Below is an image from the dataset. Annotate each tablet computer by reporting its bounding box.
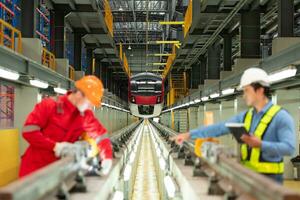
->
[225,123,249,143]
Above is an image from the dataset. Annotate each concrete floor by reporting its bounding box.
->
[132,125,160,200]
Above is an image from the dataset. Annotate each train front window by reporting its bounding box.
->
[131,80,162,96]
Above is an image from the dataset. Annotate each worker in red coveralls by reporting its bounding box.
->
[19,75,113,177]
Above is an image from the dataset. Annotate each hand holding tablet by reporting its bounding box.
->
[225,123,249,143]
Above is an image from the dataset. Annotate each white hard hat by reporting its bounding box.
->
[238,68,270,90]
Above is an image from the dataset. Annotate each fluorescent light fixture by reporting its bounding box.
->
[194,98,201,103]
[222,88,235,95]
[201,96,209,101]
[123,164,132,181]
[159,157,166,170]
[210,93,220,99]
[189,101,195,105]
[54,87,67,94]
[0,67,20,80]
[128,45,131,50]
[118,7,123,11]
[112,191,124,200]
[164,175,176,198]
[268,67,297,83]
[30,79,49,89]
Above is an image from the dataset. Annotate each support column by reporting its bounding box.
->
[190,63,200,89]
[199,56,206,85]
[73,31,83,71]
[21,0,37,37]
[223,33,232,71]
[101,62,109,89]
[51,9,65,58]
[207,43,220,79]
[278,0,294,37]
[240,10,261,58]
[107,69,113,92]
[85,48,93,75]
[95,58,101,78]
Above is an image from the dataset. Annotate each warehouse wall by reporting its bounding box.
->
[275,89,300,179]
[14,86,39,155]
[95,107,136,134]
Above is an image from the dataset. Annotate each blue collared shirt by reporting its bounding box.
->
[190,101,296,162]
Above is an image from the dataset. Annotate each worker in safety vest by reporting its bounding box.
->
[19,76,113,177]
[173,68,296,184]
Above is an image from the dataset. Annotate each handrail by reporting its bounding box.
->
[183,0,192,37]
[123,52,131,77]
[162,44,177,78]
[69,65,75,80]
[104,0,113,37]
[119,43,123,61]
[0,19,22,53]
[42,48,56,71]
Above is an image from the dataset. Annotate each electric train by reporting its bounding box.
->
[128,72,164,118]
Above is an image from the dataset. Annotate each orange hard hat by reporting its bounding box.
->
[75,75,104,107]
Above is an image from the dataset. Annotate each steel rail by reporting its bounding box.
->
[151,121,300,200]
[0,121,141,200]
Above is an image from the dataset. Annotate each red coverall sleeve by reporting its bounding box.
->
[84,110,113,160]
[22,98,56,151]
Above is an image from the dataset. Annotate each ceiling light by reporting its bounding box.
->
[54,87,67,94]
[210,93,220,99]
[201,96,209,101]
[268,66,297,83]
[30,79,49,89]
[221,88,235,96]
[128,45,132,50]
[0,67,20,80]
[194,99,201,103]
[118,7,123,11]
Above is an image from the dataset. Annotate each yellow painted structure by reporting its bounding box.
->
[0,129,20,186]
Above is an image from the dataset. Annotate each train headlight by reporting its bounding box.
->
[157,96,161,103]
[131,96,135,103]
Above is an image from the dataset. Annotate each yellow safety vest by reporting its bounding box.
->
[241,105,284,174]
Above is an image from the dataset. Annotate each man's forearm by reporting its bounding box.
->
[189,122,230,139]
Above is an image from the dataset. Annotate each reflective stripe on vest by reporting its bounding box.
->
[22,125,41,133]
[241,105,283,174]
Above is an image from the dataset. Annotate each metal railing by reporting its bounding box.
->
[104,0,113,37]
[42,47,56,71]
[122,52,131,77]
[162,44,177,78]
[183,0,192,38]
[0,19,22,53]
[69,65,75,80]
